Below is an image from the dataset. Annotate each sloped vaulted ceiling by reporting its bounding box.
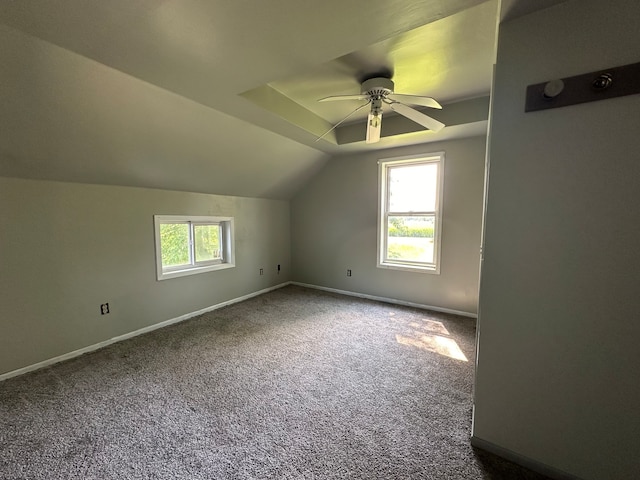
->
[0,0,561,199]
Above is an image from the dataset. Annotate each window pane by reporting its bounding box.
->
[194,224,221,262]
[387,216,435,263]
[388,163,438,212]
[160,223,190,267]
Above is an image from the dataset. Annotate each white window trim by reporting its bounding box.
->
[154,215,235,281]
[377,152,444,274]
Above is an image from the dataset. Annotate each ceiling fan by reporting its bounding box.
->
[317,76,445,144]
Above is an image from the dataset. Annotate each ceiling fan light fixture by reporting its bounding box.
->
[366,98,383,144]
[366,111,382,143]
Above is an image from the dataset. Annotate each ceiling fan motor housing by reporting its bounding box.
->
[361,77,394,98]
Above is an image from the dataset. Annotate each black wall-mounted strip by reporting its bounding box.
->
[525,61,640,113]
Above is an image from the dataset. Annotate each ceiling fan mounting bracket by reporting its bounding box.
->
[359,67,394,85]
[361,77,394,98]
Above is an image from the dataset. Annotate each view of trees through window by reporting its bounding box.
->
[155,215,234,280]
[160,222,221,268]
[387,216,435,263]
[194,224,221,262]
[160,223,190,267]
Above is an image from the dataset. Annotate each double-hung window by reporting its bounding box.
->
[154,215,235,280]
[378,153,444,273]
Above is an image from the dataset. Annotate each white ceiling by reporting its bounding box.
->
[0,0,565,199]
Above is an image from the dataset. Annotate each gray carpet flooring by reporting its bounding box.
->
[0,285,550,479]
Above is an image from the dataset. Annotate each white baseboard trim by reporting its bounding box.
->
[470,436,583,480]
[0,282,290,382]
[291,282,477,318]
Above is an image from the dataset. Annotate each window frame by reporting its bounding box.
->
[154,215,235,281]
[377,153,444,274]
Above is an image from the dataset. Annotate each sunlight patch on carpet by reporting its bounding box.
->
[396,332,468,361]
[411,319,450,336]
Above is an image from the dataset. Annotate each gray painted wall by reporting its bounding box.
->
[474,1,640,478]
[291,136,486,315]
[0,177,290,376]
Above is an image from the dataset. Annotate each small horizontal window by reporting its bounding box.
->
[154,215,235,280]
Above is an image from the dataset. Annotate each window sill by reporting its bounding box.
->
[377,262,440,275]
[157,262,235,281]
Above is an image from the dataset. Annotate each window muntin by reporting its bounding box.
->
[154,215,234,280]
[378,154,444,273]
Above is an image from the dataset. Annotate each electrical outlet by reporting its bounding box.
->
[259,268,264,275]
[100,303,110,315]
[347,269,352,277]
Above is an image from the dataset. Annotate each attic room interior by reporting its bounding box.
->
[1,0,638,479]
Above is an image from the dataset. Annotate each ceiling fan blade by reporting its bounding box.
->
[389,102,445,132]
[387,94,442,109]
[318,94,369,102]
[315,101,371,142]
